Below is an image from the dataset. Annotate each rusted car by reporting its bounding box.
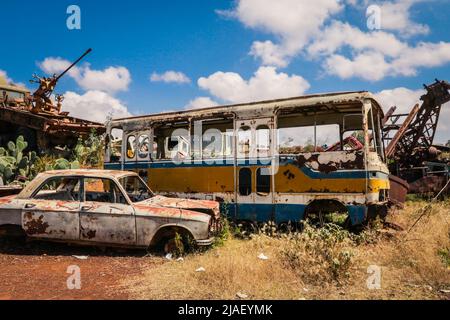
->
[0,170,220,253]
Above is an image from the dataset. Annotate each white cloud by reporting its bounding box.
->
[150,71,191,84]
[391,41,450,76]
[0,70,13,84]
[222,0,450,81]
[39,57,79,78]
[76,66,130,93]
[222,0,343,67]
[39,57,131,94]
[309,21,450,81]
[377,0,430,37]
[185,97,219,109]
[249,41,289,68]
[61,90,132,123]
[375,87,425,113]
[0,69,27,88]
[324,52,391,81]
[198,66,310,104]
[375,86,450,144]
[307,21,408,58]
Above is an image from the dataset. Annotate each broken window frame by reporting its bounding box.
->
[31,176,82,202]
[84,177,128,205]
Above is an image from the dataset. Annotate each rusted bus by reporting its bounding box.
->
[105,91,390,225]
[0,170,219,250]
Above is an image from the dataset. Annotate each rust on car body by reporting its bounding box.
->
[0,169,219,249]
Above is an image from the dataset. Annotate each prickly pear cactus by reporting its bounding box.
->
[47,158,80,171]
[0,136,39,184]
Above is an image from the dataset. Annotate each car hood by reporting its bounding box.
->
[137,195,220,219]
[0,195,17,206]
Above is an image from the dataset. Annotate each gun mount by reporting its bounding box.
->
[0,49,104,154]
[30,48,92,115]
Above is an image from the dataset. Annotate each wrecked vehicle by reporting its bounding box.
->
[105,91,390,226]
[0,170,220,252]
[383,79,450,198]
[0,49,105,153]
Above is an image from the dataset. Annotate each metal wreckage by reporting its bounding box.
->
[0,48,104,154]
[383,79,450,204]
[0,49,105,196]
[0,50,449,248]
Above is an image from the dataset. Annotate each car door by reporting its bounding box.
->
[21,176,81,240]
[79,177,136,245]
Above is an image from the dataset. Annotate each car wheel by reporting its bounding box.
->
[163,235,185,256]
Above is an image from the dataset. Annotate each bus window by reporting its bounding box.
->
[239,168,252,196]
[223,131,233,157]
[238,126,251,157]
[278,125,340,153]
[126,135,136,159]
[138,134,150,159]
[256,168,270,195]
[342,131,365,151]
[256,125,270,157]
[110,128,123,162]
[203,129,222,159]
[166,136,189,160]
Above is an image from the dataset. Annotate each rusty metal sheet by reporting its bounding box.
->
[79,202,136,245]
[22,200,80,239]
[293,150,365,173]
[388,175,409,207]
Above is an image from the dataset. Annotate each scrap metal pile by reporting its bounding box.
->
[383,79,450,198]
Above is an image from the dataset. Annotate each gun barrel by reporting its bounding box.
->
[55,48,92,81]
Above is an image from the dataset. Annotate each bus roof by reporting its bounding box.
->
[112,91,384,124]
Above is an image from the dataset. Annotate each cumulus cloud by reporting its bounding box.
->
[61,90,132,123]
[0,69,27,88]
[0,70,13,84]
[309,21,450,81]
[39,57,131,94]
[150,71,191,84]
[221,0,343,67]
[376,0,430,37]
[185,97,219,109]
[198,66,310,104]
[375,87,425,113]
[222,0,450,81]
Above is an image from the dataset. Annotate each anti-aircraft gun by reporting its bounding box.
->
[0,48,104,154]
[30,48,92,115]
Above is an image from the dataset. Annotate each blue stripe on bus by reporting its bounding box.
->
[220,203,367,225]
[105,160,389,180]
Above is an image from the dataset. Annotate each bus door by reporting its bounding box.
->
[124,131,138,164]
[235,118,274,222]
[124,131,150,176]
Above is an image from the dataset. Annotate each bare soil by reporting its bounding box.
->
[0,240,160,300]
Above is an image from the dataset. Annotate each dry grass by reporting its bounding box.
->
[123,201,450,300]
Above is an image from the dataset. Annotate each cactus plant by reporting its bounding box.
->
[45,158,80,171]
[0,136,39,184]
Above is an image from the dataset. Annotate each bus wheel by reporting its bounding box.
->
[304,200,348,228]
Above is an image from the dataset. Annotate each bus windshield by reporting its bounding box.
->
[118,175,154,203]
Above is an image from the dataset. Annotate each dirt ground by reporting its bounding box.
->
[0,239,160,300]
[1,202,449,300]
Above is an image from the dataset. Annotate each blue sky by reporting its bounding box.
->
[1,0,449,142]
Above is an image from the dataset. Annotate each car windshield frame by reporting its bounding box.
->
[118,174,155,203]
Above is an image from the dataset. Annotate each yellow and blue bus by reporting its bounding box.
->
[104,91,390,226]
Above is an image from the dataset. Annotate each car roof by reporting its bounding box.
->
[16,169,138,199]
[41,169,136,179]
